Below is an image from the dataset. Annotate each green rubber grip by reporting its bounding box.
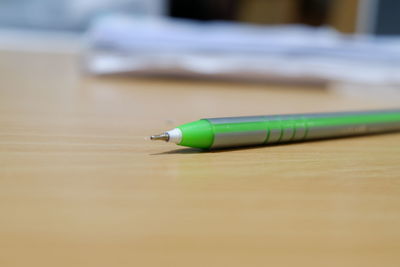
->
[177,109,400,149]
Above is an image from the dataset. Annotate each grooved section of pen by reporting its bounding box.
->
[264,115,308,144]
[264,116,282,144]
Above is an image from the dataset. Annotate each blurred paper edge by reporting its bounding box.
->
[85,14,400,86]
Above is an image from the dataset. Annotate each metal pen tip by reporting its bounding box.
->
[150,132,169,142]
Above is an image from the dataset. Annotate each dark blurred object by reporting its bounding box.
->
[297,0,331,26]
[238,0,359,33]
[168,0,360,33]
[328,0,359,33]
[169,0,238,21]
[237,0,298,24]
[169,0,326,25]
[375,0,400,35]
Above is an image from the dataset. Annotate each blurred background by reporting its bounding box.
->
[0,0,399,34]
[1,0,400,88]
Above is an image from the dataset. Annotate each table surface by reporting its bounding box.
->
[1,49,400,267]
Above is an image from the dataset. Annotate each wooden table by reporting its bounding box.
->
[1,49,400,267]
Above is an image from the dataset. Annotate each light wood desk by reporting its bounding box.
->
[1,50,400,267]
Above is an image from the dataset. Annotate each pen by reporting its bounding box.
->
[150,109,400,149]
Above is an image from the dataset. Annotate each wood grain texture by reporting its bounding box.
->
[1,50,400,267]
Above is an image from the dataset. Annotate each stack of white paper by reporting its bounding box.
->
[86,15,400,86]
